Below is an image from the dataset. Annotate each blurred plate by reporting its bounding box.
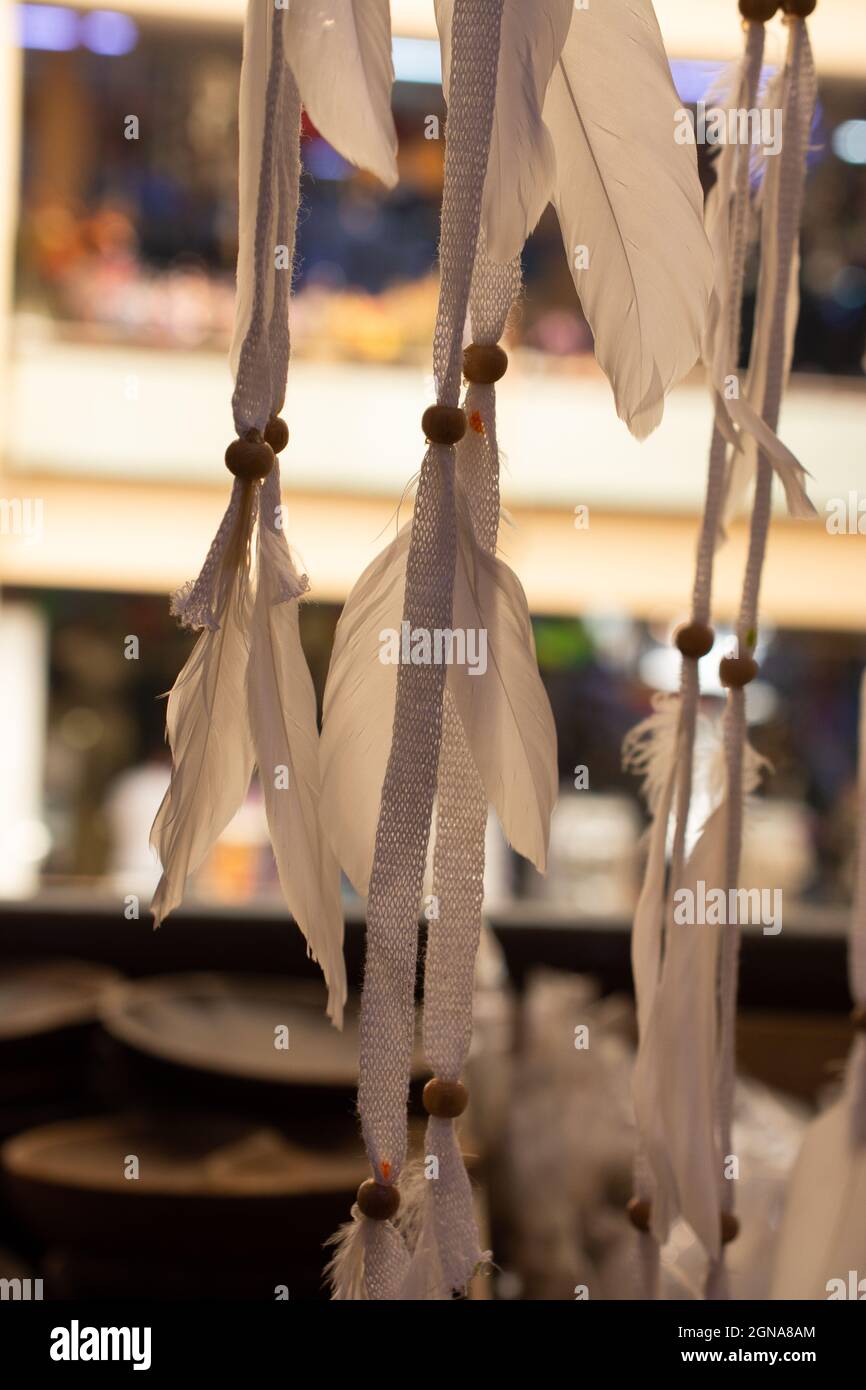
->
[0,960,121,1042]
[2,1112,367,1272]
[99,972,365,1087]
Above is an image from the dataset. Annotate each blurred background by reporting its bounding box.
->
[0,0,864,1301]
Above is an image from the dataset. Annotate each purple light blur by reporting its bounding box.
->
[80,10,138,57]
[18,5,138,56]
[18,4,77,51]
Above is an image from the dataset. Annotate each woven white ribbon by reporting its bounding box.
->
[354,0,505,1297]
[418,237,522,1295]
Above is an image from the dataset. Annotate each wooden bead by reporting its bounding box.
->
[782,0,816,16]
[356,1179,400,1222]
[264,415,289,453]
[721,1211,740,1245]
[626,1196,652,1233]
[675,622,715,660]
[225,431,274,481]
[851,1005,866,1033]
[423,1078,468,1119]
[739,0,778,20]
[719,654,759,689]
[463,343,508,385]
[422,405,466,446]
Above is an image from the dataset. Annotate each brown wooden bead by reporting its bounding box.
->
[225,431,274,481]
[422,405,466,446]
[356,1179,400,1222]
[626,1196,652,1233]
[782,0,816,16]
[719,654,759,689]
[264,415,289,453]
[675,622,715,660]
[721,1211,740,1245]
[739,0,778,21]
[423,1078,468,1119]
[463,343,508,385]
[851,1005,866,1033]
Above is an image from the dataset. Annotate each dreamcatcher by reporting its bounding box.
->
[150,0,822,1302]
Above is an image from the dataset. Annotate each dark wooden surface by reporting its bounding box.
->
[0,896,852,1014]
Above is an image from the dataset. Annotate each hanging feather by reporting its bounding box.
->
[623,695,682,1036]
[318,523,408,897]
[324,1203,411,1301]
[153,2,347,1029]
[434,0,573,263]
[633,802,725,1257]
[543,0,713,439]
[151,483,258,927]
[449,487,558,873]
[247,467,346,1025]
[627,697,769,1256]
[284,0,398,188]
[319,487,557,895]
[770,1081,866,1301]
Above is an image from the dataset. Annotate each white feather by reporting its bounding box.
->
[284,0,398,188]
[151,492,257,927]
[623,695,681,1032]
[449,488,558,874]
[435,0,573,263]
[324,1206,410,1300]
[633,802,725,1257]
[319,523,408,897]
[248,482,346,1027]
[771,1092,866,1299]
[544,0,712,439]
[320,488,558,895]
[324,1206,370,1300]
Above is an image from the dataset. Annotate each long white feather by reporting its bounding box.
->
[151,491,257,927]
[448,488,558,874]
[770,1093,866,1300]
[633,802,725,1257]
[248,478,346,1026]
[318,523,408,897]
[544,0,712,439]
[284,0,398,188]
[435,0,573,263]
[319,490,558,895]
[623,695,681,1032]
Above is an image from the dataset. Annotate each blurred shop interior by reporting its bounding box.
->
[0,0,864,1299]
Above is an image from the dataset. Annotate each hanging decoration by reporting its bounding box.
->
[323,0,716,1300]
[143,0,832,1303]
[623,0,818,1299]
[149,0,398,1028]
[323,0,542,1301]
